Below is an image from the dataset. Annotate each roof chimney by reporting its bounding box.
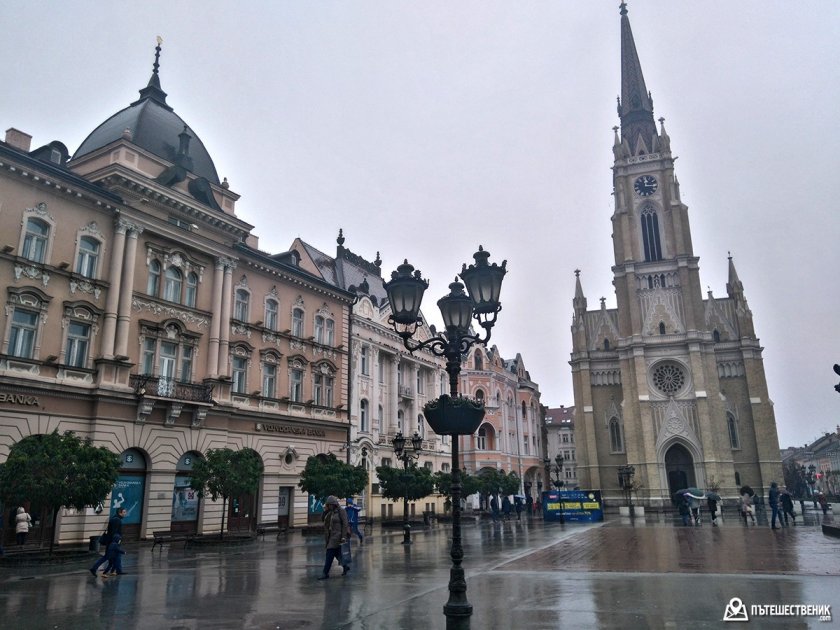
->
[5,128,32,152]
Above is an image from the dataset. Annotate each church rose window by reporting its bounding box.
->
[652,363,685,395]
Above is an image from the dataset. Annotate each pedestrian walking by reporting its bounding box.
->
[14,507,32,545]
[318,496,350,580]
[525,494,533,517]
[90,508,126,576]
[514,497,523,521]
[768,481,781,530]
[686,493,701,525]
[101,534,126,577]
[780,487,796,526]
[501,495,512,521]
[489,495,500,522]
[678,496,691,526]
[740,492,756,525]
[706,495,719,526]
[345,497,364,544]
[817,492,829,516]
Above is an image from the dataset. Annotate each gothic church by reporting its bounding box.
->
[570,4,782,507]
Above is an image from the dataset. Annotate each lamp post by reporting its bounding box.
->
[392,430,423,544]
[384,246,506,630]
[618,465,636,514]
[553,454,565,524]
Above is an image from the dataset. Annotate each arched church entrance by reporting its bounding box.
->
[665,443,696,500]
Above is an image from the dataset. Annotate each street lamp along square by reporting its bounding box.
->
[384,246,506,629]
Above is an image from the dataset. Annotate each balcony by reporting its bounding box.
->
[398,385,414,399]
[130,374,213,403]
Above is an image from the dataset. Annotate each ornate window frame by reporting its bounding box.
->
[3,286,51,363]
[59,301,102,370]
[73,223,105,279]
[19,203,56,265]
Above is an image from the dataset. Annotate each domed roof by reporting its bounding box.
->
[73,45,220,185]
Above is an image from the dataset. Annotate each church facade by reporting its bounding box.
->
[570,5,782,507]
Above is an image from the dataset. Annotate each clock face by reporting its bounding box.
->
[634,175,658,197]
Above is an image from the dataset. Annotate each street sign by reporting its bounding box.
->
[542,489,603,522]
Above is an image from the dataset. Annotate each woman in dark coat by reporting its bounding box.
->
[318,496,349,580]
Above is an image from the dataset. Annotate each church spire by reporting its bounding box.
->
[617,3,657,154]
[132,36,172,111]
[573,269,588,318]
[726,252,745,302]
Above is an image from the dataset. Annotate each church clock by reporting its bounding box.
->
[633,175,658,197]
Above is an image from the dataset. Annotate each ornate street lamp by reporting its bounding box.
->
[618,465,636,512]
[554,454,565,524]
[384,246,506,630]
[392,430,423,544]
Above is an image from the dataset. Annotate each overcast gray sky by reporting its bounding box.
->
[3,1,838,449]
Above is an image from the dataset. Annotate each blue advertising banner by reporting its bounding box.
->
[542,489,603,522]
[109,475,145,525]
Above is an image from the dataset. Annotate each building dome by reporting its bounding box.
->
[72,45,220,185]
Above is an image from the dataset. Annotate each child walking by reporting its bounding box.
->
[101,533,126,577]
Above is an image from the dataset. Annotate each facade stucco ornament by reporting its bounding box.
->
[131,297,209,328]
[25,201,55,222]
[14,264,50,288]
[231,323,251,338]
[69,278,102,300]
[261,331,282,347]
[80,221,102,237]
[290,339,304,351]
[236,275,249,289]
[294,295,305,308]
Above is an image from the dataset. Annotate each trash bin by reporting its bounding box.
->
[89,535,101,552]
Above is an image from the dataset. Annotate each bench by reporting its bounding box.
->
[151,530,195,552]
[255,522,286,540]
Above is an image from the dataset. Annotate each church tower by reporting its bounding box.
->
[570,3,782,506]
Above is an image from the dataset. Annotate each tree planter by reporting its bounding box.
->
[423,395,485,436]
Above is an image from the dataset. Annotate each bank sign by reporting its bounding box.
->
[542,490,603,522]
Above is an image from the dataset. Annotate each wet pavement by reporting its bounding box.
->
[1,510,838,629]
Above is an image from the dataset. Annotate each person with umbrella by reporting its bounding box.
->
[706,491,722,526]
[780,486,796,526]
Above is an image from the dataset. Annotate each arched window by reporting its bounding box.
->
[609,417,623,453]
[292,308,304,337]
[377,404,383,430]
[315,315,325,344]
[22,218,49,262]
[417,414,425,438]
[521,400,527,422]
[659,322,666,335]
[604,338,610,350]
[234,289,249,321]
[727,413,740,449]
[474,351,483,370]
[475,389,485,403]
[735,471,741,486]
[76,236,100,278]
[147,260,161,296]
[397,409,404,432]
[163,267,183,303]
[185,272,198,308]
[713,329,721,343]
[641,205,662,262]
[265,299,279,331]
[325,318,335,345]
[477,427,487,450]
